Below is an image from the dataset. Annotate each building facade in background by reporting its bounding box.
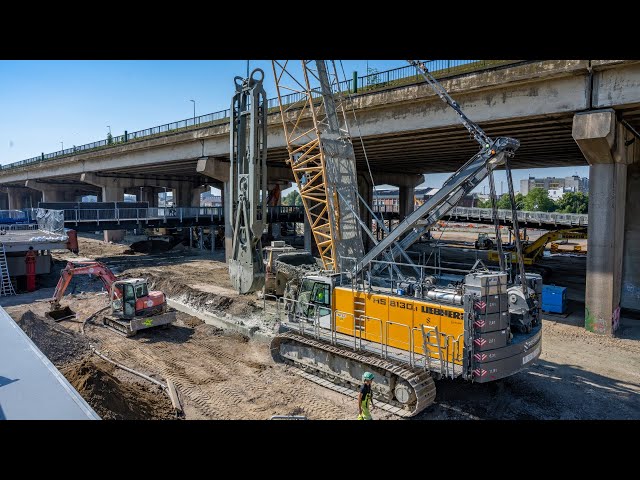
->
[520,175,589,197]
[373,187,476,212]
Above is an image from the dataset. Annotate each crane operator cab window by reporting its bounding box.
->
[295,279,331,329]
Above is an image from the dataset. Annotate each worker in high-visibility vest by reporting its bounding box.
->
[357,372,375,420]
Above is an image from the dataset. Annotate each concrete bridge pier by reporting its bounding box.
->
[24,181,67,202]
[172,181,191,208]
[197,157,232,262]
[191,186,209,207]
[374,172,423,222]
[358,174,374,251]
[304,210,312,253]
[0,191,8,210]
[267,182,290,240]
[139,187,159,208]
[80,173,126,242]
[2,186,40,210]
[573,109,640,334]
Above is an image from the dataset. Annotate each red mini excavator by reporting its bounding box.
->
[48,260,176,336]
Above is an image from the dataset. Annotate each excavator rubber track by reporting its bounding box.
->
[271,331,436,418]
[101,310,177,338]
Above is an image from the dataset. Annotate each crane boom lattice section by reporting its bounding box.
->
[272,60,364,272]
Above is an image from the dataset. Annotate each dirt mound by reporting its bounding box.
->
[17,311,90,366]
[129,240,175,254]
[179,313,205,328]
[61,358,175,420]
[140,271,259,318]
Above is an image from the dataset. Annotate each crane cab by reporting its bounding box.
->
[289,275,335,329]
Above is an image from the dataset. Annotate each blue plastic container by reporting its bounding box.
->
[542,285,567,314]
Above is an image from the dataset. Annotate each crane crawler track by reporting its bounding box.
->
[271,331,436,418]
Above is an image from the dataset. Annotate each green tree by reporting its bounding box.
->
[522,188,556,212]
[476,198,491,208]
[496,192,524,210]
[555,191,588,214]
[477,193,524,210]
[107,132,113,145]
[282,190,302,206]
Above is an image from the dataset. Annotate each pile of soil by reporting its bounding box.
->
[139,271,259,317]
[60,358,175,420]
[129,240,175,254]
[17,311,90,366]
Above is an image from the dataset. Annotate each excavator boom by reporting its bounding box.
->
[51,261,118,307]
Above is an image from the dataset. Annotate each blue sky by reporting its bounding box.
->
[0,60,587,194]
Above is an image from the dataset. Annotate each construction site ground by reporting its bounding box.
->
[2,231,639,420]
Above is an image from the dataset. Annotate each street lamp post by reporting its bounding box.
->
[107,125,111,135]
[60,141,64,151]
[190,99,196,125]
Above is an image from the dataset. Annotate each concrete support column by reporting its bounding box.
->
[7,188,26,210]
[191,186,208,207]
[80,173,126,242]
[0,192,8,210]
[267,183,287,240]
[358,174,373,251]
[26,181,93,204]
[373,172,422,223]
[303,209,313,253]
[222,181,232,262]
[196,157,232,262]
[398,185,415,221]
[622,161,640,311]
[573,109,637,334]
[102,185,125,242]
[173,187,189,208]
[4,187,39,210]
[148,188,159,208]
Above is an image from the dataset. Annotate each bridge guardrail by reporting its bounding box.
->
[29,204,587,227]
[448,206,588,226]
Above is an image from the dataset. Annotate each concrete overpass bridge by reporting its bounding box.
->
[1,59,639,333]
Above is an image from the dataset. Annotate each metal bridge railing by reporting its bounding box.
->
[1,60,525,173]
[448,206,588,226]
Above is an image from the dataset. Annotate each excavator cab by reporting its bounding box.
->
[110,279,149,320]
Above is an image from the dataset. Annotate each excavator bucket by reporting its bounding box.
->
[46,306,76,322]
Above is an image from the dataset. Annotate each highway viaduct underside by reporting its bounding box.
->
[0,60,639,333]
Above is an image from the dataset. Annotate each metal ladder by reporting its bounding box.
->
[353,297,366,331]
[0,243,16,296]
[421,325,446,376]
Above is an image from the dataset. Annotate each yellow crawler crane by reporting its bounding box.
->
[269,60,542,417]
